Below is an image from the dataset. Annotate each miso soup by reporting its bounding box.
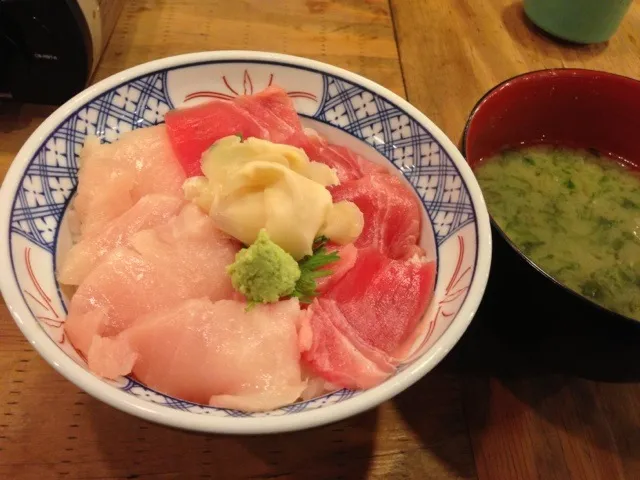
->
[475,145,640,321]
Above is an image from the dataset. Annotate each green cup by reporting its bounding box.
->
[524,0,633,44]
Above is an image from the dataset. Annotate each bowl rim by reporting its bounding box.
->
[0,50,492,434]
[461,67,640,326]
[461,68,640,149]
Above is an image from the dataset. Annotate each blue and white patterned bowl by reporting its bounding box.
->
[0,52,491,434]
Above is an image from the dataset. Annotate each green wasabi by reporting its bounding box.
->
[227,229,301,304]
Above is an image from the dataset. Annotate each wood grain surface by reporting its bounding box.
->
[1,0,640,479]
[391,0,640,142]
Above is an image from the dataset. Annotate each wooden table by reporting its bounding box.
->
[1,1,640,478]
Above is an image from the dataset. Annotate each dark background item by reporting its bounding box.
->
[0,0,123,105]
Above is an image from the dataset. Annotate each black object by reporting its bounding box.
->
[0,0,106,105]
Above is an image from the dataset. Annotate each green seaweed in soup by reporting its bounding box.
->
[475,145,640,320]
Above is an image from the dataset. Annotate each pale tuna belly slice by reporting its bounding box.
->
[73,126,186,236]
[64,247,183,356]
[64,204,239,356]
[58,194,183,286]
[127,204,240,298]
[88,298,307,412]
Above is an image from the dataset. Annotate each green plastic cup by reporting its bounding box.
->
[524,0,633,44]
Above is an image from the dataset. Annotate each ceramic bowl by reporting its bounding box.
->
[0,51,491,434]
[462,68,640,324]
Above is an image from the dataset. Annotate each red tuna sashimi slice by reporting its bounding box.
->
[164,101,268,176]
[315,243,358,294]
[301,298,395,389]
[300,133,388,184]
[331,173,423,260]
[323,247,436,358]
[73,126,186,237]
[58,195,183,286]
[88,298,306,412]
[235,86,306,144]
[64,204,239,355]
[165,86,305,177]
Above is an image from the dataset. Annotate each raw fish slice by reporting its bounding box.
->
[139,201,234,246]
[129,204,238,305]
[297,307,314,352]
[58,195,183,285]
[205,298,306,411]
[88,298,306,412]
[73,126,186,235]
[315,243,358,294]
[65,308,107,356]
[299,362,331,401]
[88,335,137,378]
[165,86,305,177]
[92,301,185,388]
[300,375,330,401]
[235,86,306,145]
[65,247,179,353]
[128,128,187,201]
[204,299,306,410]
[331,174,423,260]
[302,249,435,388]
[314,298,395,368]
[300,133,387,184]
[64,204,239,355]
[79,188,134,239]
[73,136,136,236]
[301,299,395,389]
[210,387,306,412]
[325,247,436,357]
[157,303,221,402]
[128,205,239,299]
[165,100,268,176]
